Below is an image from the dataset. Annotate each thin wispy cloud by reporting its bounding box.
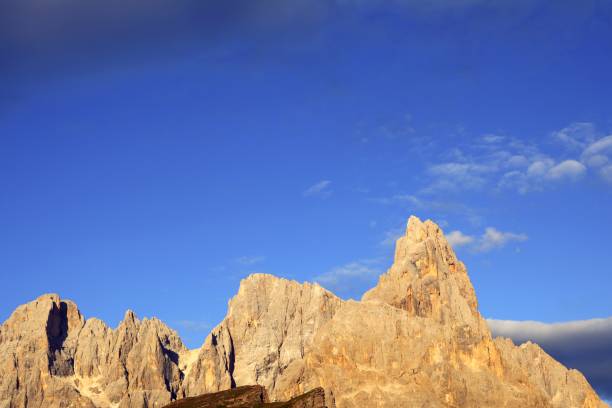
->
[235,256,266,265]
[423,162,493,193]
[552,122,597,150]
[379,227,404,247]
[370,194,422,206]
[488,317,612,399]
[303,180,332,198]
[174,320,211,333]
[314,258,383,298]
[369,192,483,229]
[377,113,415,140]
[417,123,611,195]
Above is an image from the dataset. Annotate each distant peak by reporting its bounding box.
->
[123,309,138,323]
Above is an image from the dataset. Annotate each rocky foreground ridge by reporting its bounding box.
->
[162,385,327,408]
[0,216,607,408]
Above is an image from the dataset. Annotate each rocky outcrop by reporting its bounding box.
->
[181,274,342,400]
[162,385,328,408]
[163,385,268,408]
[0,295,188,408]
[0,215,608,407]
[494,338,605,407]
[297,217,604,407]
[183,216,605,407]
[0,294,94,408]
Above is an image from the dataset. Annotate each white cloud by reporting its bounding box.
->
[303,180,332,197]
[235,255,266,265]
[446,230,474,247]
[314,259,382,293]
[527,158,554,177]
[420,124,612,195]
[474,227,527,252]
[574,134,612,184]
[445,227,527,253]
[500,156,586,193]
[545,159,586,181]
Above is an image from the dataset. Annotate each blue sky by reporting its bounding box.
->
[1,0,611,398]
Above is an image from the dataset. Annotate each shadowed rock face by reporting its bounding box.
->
[162,386,328,408]
[0,215,608,407]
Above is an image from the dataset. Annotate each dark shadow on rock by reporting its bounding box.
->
[46,301,73,376]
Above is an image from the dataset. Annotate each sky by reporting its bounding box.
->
[1,0,611,400]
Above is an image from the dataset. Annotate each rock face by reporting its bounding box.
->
[181,275,342,401]
[0,215,608,407]
[181,216,607,408]
[0,295,187,408]
[162,385,328,408]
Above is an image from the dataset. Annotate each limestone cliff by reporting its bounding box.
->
[182,216,606,408]
[0,295,187,408]
[181,274,343,400]
[0,216,607,408]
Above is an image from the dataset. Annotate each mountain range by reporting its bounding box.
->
[0,216,606,407]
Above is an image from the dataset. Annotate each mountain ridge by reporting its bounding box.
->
[0,216,607,407]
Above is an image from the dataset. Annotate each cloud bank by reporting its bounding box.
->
[488,317,612,399]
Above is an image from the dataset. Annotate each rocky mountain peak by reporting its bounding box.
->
[0,294,188,408]
[396,215,459,269]
[363,216,480,332]
[122,309,138,324]
[182,273,343,401]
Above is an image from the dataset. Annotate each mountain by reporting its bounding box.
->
[0,216,607,407]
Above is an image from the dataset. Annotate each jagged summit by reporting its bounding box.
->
[0,215,607,408]
[363,215,480,327]
[0,292,188,408]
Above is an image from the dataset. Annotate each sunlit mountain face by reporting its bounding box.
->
[1,0,611,404]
